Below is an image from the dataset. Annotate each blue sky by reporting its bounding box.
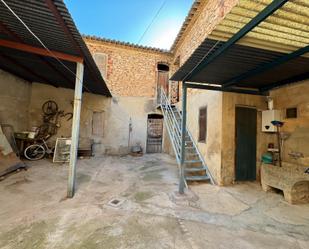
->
[64,0,194,50]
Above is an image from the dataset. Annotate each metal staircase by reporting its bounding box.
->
[160,88,214,185]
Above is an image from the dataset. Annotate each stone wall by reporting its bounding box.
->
[0,69,31,132]
[84,38,173,97]
[172,0,238,66]
[270,81,309,166]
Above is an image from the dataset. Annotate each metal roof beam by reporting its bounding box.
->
[261,72,309,92]
[223,44,309,88]
[185,82,266,95]
[183,0,288,82]
[0,39,83,63]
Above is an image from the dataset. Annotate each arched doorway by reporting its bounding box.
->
[146,114,163,153]
[157,63,169,105]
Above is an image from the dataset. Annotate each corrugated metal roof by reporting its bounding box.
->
[171,0,309,93]
[83,35,170,54]
[0,0,111,96]
[209,0,309,54]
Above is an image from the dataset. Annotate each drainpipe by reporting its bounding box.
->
[67,62,84,198]
[179,81,187,194]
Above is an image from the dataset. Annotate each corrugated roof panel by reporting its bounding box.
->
[172,0,309,93]
[0,0,111,96]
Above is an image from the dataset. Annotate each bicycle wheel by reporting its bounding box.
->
[24,144,46,160]
[42,100,58,115]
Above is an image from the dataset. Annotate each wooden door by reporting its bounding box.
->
[235,107,257,181]
[157,71,169,104]
[146,115,163,153]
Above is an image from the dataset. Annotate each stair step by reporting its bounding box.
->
[184,160,202,164]
[185,175,210,181]
[185,166,207,172]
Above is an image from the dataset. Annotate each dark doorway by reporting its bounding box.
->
[157,63,169,105]
[146,114,163,153]
[235,107,257,181]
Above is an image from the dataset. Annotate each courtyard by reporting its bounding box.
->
[1,154,308,249]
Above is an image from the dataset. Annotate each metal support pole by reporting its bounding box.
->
[179,81,187,194]
[67,62,84,198]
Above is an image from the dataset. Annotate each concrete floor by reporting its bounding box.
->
[0,154,308,249]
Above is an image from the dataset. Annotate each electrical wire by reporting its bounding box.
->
[137,0,168,44]
[0,0,93,93]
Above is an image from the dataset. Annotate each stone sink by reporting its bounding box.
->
[261,162,309,204]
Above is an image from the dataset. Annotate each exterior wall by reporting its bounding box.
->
[270,81,309,166]
[0,69,31,131]
[186,90,223,183]
[84,39,175,155]
[85,38,172,97]
[172,0,238,65]
[103,96,161,155]
[29,83,109,154]
[221,92,274,185]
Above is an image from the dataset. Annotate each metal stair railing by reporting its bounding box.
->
[160,87,182,163]
[172,105,215,185]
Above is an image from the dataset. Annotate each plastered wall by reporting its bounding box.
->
[186,89,223,183]
[270,81,309,166]
[221,92,274,185]
[0,69,31,132]
[29,83,162,155]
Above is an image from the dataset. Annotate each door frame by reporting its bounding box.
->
[234,105,257,182]
[146,113,164,153]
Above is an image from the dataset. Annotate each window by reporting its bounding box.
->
[92,111,104,136]
[93,53,108,79]
[286,107,297,119]
[198,107,207,142]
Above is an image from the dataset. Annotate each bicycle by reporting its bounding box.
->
[24,135,54,161]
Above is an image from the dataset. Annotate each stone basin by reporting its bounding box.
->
[261,162,309,204]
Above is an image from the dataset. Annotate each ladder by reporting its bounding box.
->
[160,88,214,185]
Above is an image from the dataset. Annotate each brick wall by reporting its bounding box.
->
[85,38,173,97]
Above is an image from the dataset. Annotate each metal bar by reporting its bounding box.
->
[0,39,83,63]
[183,0,288,82]
[261,72,309,92]
[67,62,84,198]
[223,45,309,88]
[185,83,266,95]
[179,82,187,194]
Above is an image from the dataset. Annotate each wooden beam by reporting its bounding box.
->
[0,39,83,63]
[0,22,75,86]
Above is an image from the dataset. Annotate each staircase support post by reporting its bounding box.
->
[179,81,187,194]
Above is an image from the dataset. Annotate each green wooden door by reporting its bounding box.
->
[235,107,257,181]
